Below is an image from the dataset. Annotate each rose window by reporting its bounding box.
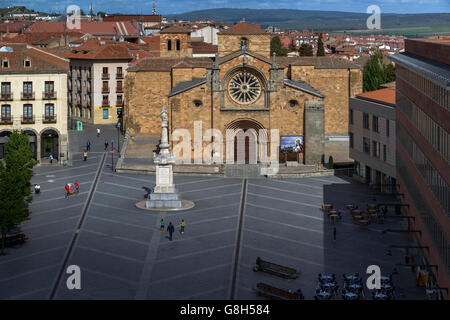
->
[228,71,262,104]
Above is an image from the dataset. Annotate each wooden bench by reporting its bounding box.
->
[253,257,300,279]
[5,233,27,246]
[255,282,304,300]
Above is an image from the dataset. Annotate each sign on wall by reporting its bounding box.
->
[280,136,304,154]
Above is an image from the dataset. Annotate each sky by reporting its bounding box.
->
[5,0,450,15]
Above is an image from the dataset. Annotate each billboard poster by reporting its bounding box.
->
[280,136,303,153]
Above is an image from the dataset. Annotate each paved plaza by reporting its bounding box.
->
[0,125,425,300]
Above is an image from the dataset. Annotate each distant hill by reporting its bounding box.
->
[169,8,450,33]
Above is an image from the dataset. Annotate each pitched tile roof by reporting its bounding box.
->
[189,41,218,54]
[284,79,325,98]
[3,32,82,45]
[356,88,396,106]
[0,43,69,74]
[218,22,267,35]
[277,56,360,69]
[0,21,33,33]
[25,21,139,37]
[168,78,206,97]
[102,15,162,23]
[128,57,212,72]
[62,40,134,60]
[160,25,191,34]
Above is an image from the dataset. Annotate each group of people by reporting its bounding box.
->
[65,181,80,198]
[160,219,186,241]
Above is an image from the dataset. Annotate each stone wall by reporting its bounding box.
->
[218,34,271,58]
[160,33,192,58]
[304,101,325,165]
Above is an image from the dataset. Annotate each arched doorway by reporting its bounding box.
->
[225,119,267,164]
[41,129,59,160]
[0,130,12,159]
[24,129,37,159]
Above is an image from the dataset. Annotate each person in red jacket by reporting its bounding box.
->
[65,184,71,198]
[74,181,79,193]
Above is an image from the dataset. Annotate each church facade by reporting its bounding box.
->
[124,22,362,165]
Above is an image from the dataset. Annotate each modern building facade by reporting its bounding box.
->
[0,43,69,164]
[390,38,449,299]
[349,87,396,193]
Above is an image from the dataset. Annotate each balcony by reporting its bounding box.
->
[43,91,57,100]
[116,87,123,93]
[102,100,109,107]
[116,73,124,79]
[42,114,57,123]
[116,100,124,107]
[102,73,109,80]
[102,87,110,94]
[0,92,13,101]
[21,92,35,100]
[0,117,13,125]
[21,115,35,124]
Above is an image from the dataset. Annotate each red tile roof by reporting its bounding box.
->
[3,32,82,45]
[189,41,218,54]
[0,21,33,33]
[62,40,133,60]
[218,22,267,35]
[102,15,162,23]
[25,22,139,37]
[160,25,191,34]
[0,43,69,74]
[356,87,396,105]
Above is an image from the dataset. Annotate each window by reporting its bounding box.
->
[24,59,31,68]
[168,39,172,51]
[103,108,109,119]
[2,60,9,68]
[102,67,108,75]
[363,113,369,129]
[289,100,298,108]
[23,81,32,94]
[117,95,123,105]
[240,38,248,50]
[193,100,202,108]
[372,140,380,158]
[386,119,390,136]
[349,132,354,149]
[1,82,11,95]
[363,137,370,154]
[23,104,32,118]
[176,39,180,51]
[349,108,353,125]
[383,144,387,161]
[45,103,54,117]
[1,104,11,120]
[372,115,379,133]
[102,81,109,92]
[117,67,122,77]
[45,81,54,94]
[117,81,123,92]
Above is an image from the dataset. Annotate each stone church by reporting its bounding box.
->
[124,22,362,165]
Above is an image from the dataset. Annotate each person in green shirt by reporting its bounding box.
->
[160,218,165,232]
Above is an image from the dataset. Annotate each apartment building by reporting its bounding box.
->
[0,43,68,163]
[64,40,133,124]
[349,88,396,193]
[390,38,449,299]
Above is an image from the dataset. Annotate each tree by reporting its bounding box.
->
[363,51,386,92]
[270,36,288,57]
[96,11,107,17]
[299,43,313,56]
[316,36,325,56]
[0,130,37,254]
[384,63,396,83]
[288,39,297,52]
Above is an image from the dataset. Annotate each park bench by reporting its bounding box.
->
[4,233,27,247]
[253,257,300,279]
[255,282,304,300]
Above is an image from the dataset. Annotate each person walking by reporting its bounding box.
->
[333,226,337,242]
[74,181,79,193]
[104,140,109,150]
[160,218,165,232]
[97,128,101,137]
[167,222,175,241]
[49,154,53,164]
[83,150,88,161]
[86,140,91,151]
[180,219,185,234]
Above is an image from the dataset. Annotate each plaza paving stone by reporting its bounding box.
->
[0,124,426,300]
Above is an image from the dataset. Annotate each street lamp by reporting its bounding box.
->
[111,138,114,172]
[117,122,120,157]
